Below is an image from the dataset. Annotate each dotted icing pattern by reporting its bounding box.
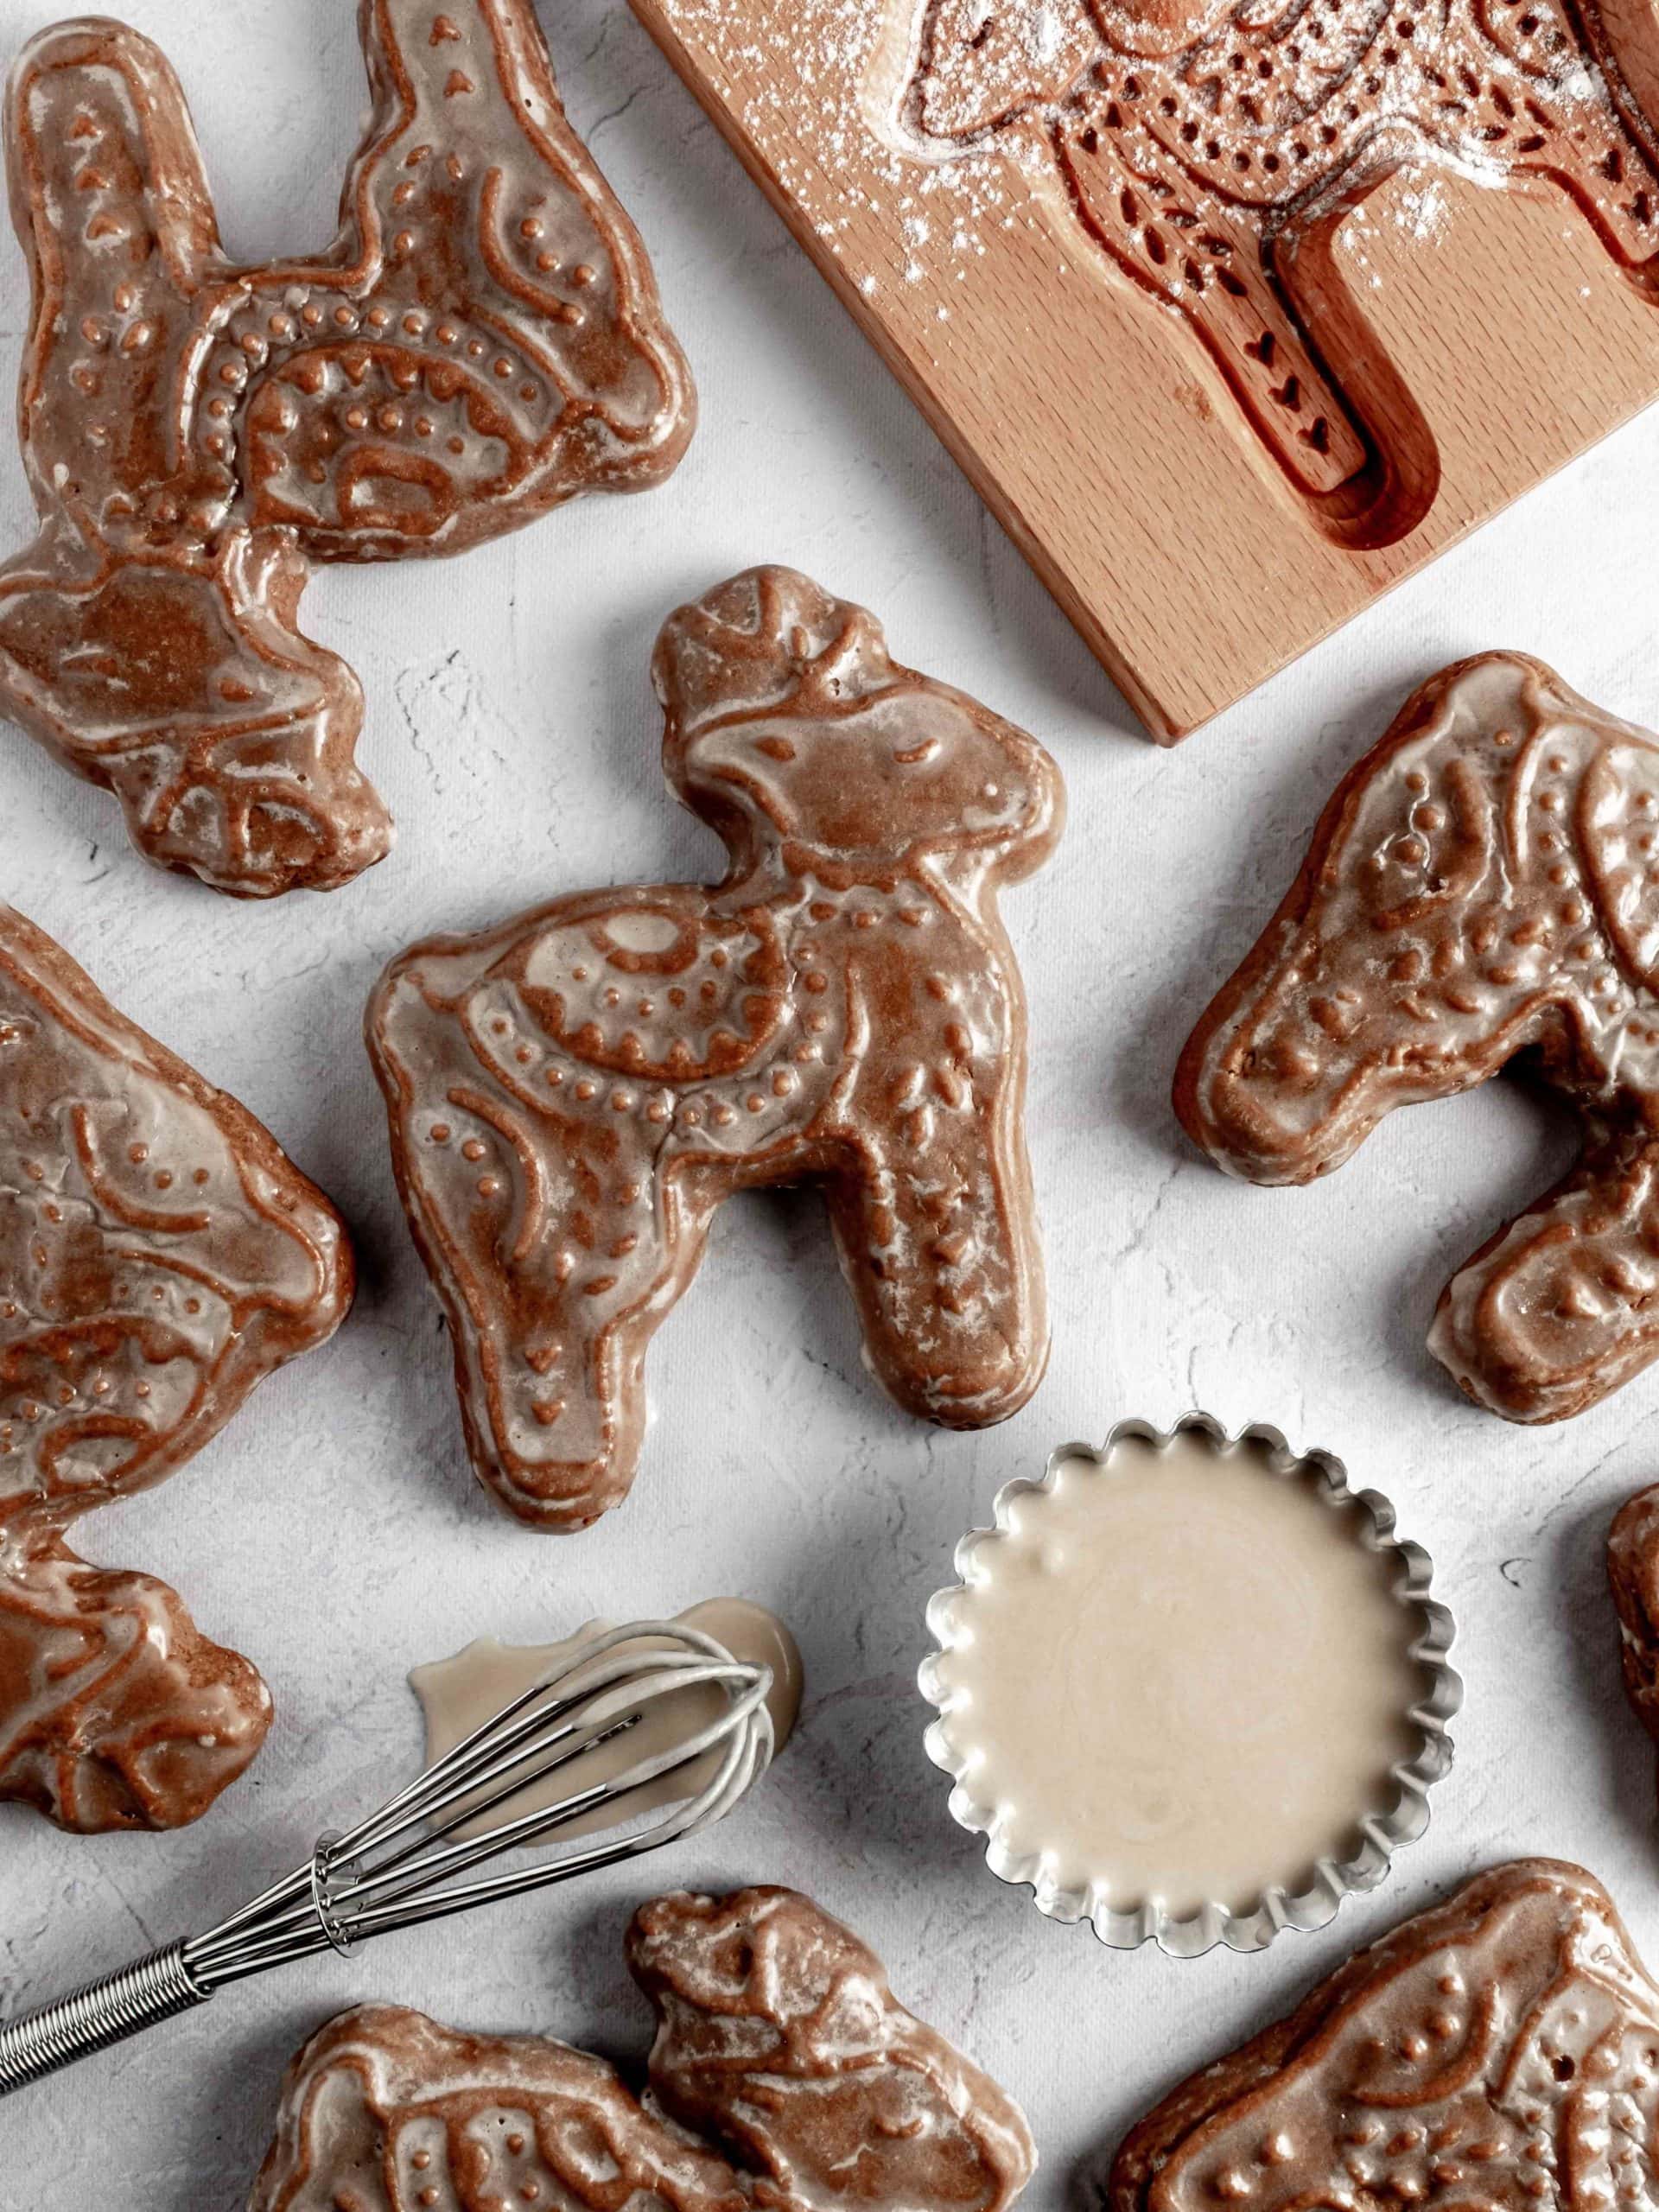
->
[0,906,352,1833]
[366,566,1064,1531]
[506,905,791,1081]
[1177,651,1659,1424]
[1109,1862,1659,2212]
[0,1,693,898]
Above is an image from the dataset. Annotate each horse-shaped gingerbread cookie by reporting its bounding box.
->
[888,0,1659,544]
[0,1,692,898]
[0,906,353,1831]
[1178,652,1659,1424]
[368,567,1063,1529]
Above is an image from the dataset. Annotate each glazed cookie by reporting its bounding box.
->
[0,2,693,899]
[250,2007,749,2212]
[1609,1483,1659,1797]
[0,906,353,1831]
[367,565,1063,1529]
[250,1886,1035,2212]
[1111,1859,1659,2212]
[1176,652,1659,1423]
[628,1887,1037,2212]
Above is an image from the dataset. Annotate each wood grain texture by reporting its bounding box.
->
[626,0,1659,738]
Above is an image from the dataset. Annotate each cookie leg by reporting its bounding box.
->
[1429,1128,1659,1421]
[374,1037,698,1526]
[827,1126,1047,1429]
[0,1538,271,1834]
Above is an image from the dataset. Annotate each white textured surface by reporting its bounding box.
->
[4,2,1659,2203]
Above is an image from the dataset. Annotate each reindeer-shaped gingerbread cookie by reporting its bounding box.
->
[252,1887,1034,2212]
[0,906,352,1832]
[0,3,693,898]
[368,567,1063,1529]
[1178,652,1659,1424]
[892,0,1659,544]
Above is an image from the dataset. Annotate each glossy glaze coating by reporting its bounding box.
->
[1608,1483,1659,1798]
[0,905,352,1831]
[0,1,694,898]
[628,1887,1037,2212]
[249,2005,748,2212]
[895,0,1659,546]
[250,1887,1034,2212]
[1110,1860,1659,2212]
[1176,652,1659,1423]
[367,566,1063,1530]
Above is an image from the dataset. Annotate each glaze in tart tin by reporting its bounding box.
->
[918,1413,1461,1957]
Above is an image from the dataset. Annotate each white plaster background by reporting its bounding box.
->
[3,0,1659,2202]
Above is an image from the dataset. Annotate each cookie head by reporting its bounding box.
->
[626,1886,871,2020]
[653,566,1062,878]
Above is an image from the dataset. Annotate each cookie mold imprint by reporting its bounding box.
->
[919,1412,1462,1957]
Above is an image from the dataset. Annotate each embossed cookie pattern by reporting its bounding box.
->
[885,0,1659,545]
[0,2,694,897]
[367,566,1063,1529]
[0,906,353,1831]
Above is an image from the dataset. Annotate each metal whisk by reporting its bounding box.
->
[0,1621,773,2098]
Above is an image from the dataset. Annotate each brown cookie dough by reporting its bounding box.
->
[1175,652,1659,1423]
[367,565,1063,1530]
[0,905,353,1830]
[250,1887,1034,2212]
[0,2,694,899]
[250,2006,749,2212]
[629,1887,1037,2212]
[1110,1859,1659,2212]
[1609,1483,1659,1798]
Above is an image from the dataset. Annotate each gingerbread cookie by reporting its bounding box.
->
[1111,1859,1659,2212]
[250,2006,749,2212]
[367,565,1063,1529]
[1609,1483,1659,1799]
[1176,652,1659,1423]
[629,1887,1037,2212]
[251,1886,1035,2212]
[898,0,1659,544]
[0,906,353,1830]
[0,3,693,899]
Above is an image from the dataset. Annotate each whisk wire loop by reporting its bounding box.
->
[0,1621,774,2093]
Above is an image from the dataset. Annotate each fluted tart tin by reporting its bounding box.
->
[919,1413,1460,1958]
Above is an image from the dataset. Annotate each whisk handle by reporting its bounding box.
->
[0,1942,208,2097]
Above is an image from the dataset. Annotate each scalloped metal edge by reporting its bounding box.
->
[918,1412,1462,1960]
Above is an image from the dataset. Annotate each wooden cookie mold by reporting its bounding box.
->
[630,0,1659,734]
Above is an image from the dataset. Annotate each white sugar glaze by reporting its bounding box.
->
[928,1433,1429,1915]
